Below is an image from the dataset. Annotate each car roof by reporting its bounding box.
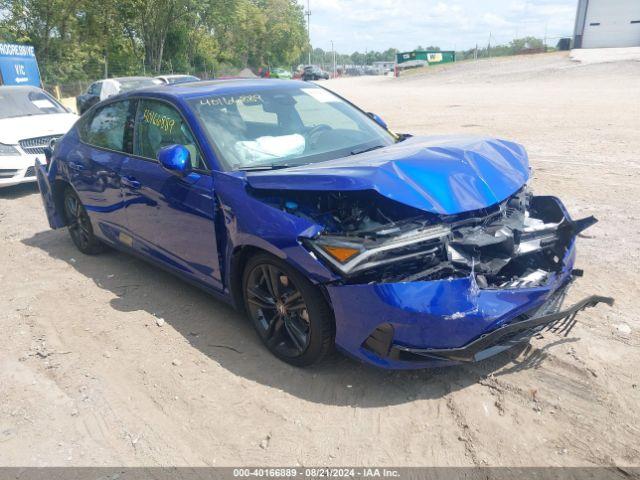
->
[125,78,313,99]
[158,74,197,79]
[106,76,158,83]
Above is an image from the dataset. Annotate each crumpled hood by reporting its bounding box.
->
[0,113,78,145]
[245,135,530,215]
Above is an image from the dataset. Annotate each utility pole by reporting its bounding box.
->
[331,40,336,78]
[487,32,492,58]
[306,0,312,65]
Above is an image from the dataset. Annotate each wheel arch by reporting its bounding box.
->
[228,244,334,314]
[229,245,265,311]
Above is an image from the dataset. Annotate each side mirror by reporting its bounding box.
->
[368,112,388,130]
[157,144,192,176]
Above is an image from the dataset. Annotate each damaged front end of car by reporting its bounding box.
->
[250,184,613,369]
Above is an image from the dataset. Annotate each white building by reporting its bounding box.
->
[574,0,640,48]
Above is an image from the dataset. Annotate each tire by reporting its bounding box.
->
[63,186,104,255]
[242,253,335,367]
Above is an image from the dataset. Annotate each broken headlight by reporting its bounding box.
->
[305,223,451,276]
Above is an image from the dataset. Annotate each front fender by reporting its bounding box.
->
[214,171,339,295]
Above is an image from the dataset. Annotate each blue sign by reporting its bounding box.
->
[0,43,42,87]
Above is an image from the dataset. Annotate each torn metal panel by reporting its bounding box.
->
[255,185,590,291]
[391,295,615,363]
[245,135,530,215]
[35,157,66,229]
[254,186,610,369]
[325,239,587,370]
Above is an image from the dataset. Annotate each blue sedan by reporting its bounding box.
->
[35,79,612,369]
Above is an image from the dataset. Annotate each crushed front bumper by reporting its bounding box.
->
[325,239,613,369]
[389,294,614,363]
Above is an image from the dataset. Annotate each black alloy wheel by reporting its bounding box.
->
[243,253,334,366]
[63,187,104,255]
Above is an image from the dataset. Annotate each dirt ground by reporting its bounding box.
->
[1,52,639,468]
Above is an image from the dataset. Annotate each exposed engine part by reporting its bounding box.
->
[498,269,548,288]
[249,188,430,235]
[252,186,594,289]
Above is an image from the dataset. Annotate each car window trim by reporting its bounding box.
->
[131,95,211,172]
[123,99,138,155]
[314,84,397,140]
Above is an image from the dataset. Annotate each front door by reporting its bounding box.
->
[69,99,133,244]
[120,98,222,290]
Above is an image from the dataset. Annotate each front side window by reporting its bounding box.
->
[82,100,131,152]
[187,86,395,171]
[134,99,206,169]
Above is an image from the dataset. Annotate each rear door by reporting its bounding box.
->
[69,99,134,244]
[120,97,222,290]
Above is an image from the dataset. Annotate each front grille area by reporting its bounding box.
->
[24,166,35,177]
[0,169,19,179]
[19,135,61,155]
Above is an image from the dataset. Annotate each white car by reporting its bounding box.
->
[0,86,78,188]
[76,77,163,114]
[155,74,200,85]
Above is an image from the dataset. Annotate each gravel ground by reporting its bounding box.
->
[0,52,639,468]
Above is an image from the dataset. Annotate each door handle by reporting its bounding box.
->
[122,176,141,189]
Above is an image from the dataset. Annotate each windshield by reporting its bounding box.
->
[187,86,395,170]
[118,78,161,92]
[167,75,199,85]
[0,88,67,119]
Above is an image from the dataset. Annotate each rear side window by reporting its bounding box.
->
[134,99,206,169]
[82,100,131,152]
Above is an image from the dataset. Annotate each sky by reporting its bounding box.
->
[297,0,578,53]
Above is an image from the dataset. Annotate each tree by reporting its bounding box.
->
[0,0,309,80]
[0,0,87,82]
[509,36,545,53]
[119,0,201,73]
